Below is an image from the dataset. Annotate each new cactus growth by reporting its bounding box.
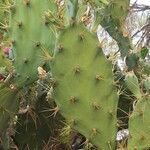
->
[51,23,119,149]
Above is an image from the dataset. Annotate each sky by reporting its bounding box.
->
[130,0,150,5]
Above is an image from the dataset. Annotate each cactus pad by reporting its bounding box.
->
[52,24,118,149]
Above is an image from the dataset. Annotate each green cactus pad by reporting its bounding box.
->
[128,96,150,149]
[9,0,56,87]
[52,24,118,149]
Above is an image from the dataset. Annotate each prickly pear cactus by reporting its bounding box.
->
[128,74,150,149]
[52,24,118,149]
[9,0,57,87]
[143,77,150,93]
[128,96,150,149]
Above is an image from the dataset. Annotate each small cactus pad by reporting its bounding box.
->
[9,0,56,87]
[128,96,150,149]
[52,24,118,149]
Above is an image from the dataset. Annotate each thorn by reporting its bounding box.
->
[107,141,112,150]
[58,44,64,52]
[138,109,143,116]
[95,74,103,81]
[11,40,16,45]
[74,65,80,74]
[23,0,30,6]
[79,32,84,40]
[70,119,77,126]
[9,84,17,91]
[92,102,100,110]
[108,110,114,117]
[17,21,23,28]
[140,135,145,141]
[134,146,138,150]
[51,78,58,87]
[26,76,30,80]
[23,58,28,64]
[50,105,60,117]
[69,96,77,103]
[44,20,49,26]
[91,128,100,135]
[35,41,41,48]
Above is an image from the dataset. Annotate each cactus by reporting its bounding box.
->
[0,1,57,148]
[51,23,118,149]
[9,0,57,87]
[93,0,131,57]
[128,96,150,149]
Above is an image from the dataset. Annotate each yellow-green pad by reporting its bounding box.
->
[128,97,150,149]
[52,24,118,149]
[10,0,56,87]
